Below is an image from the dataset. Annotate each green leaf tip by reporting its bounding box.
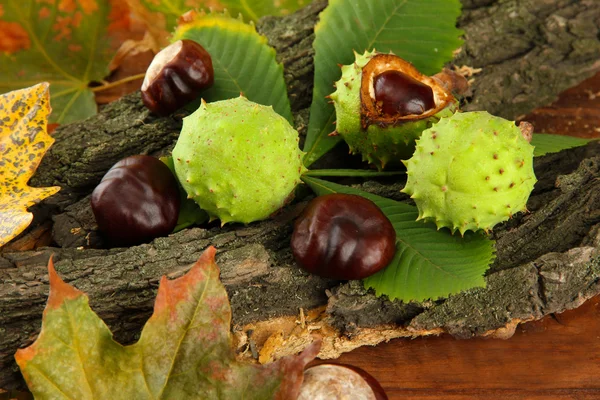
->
[531,133,594,157]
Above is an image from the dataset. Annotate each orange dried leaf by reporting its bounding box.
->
[0,83,60,247]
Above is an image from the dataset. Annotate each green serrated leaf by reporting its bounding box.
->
[302,169,405,178]
[16,249,318,399]
[303,0,464,167]
[302,176,495,302]
[532,133,593,157]
[172,11,292,122]
[0,0,117,124]
[220,0,311,22]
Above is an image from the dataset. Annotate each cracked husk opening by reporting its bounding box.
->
[360,54,456,129]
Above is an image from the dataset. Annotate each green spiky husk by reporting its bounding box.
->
[172,97,306,225]
[402,111,537,235]
[331,50,455,170]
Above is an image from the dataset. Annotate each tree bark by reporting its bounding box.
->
[2,0,600,390]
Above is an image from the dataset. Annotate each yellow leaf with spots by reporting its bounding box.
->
[0,83,60,247]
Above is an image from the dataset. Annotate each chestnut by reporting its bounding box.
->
[298,363,388,400]
[91,155,181,247]
[141,39,214,115]
[291,194,396,280]
[374,70,435,117]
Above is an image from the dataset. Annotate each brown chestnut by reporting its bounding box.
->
[141,39,214,115]
[291,194,396,280]
[298,363,388,400]
[91,155,181,247]
[374,70,435,117]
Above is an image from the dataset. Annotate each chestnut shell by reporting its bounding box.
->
[91,155,181,247]
[298,363,388,400]
[141,39,214,116]
[291,194,396,280]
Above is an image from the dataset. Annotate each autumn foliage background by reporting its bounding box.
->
[0,0,307,126]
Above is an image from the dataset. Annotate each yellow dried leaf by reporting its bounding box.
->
[0,83,60,247]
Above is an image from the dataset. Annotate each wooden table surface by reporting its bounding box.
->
[325,71,600,400]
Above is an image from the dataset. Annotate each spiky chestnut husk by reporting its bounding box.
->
[402,111,537,235]
[331,50,463,170]
[172,96,306,225]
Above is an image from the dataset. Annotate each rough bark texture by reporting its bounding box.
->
[2,0,600,390]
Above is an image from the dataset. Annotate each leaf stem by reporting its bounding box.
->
[90,73,147,93]
[303,169,405,178]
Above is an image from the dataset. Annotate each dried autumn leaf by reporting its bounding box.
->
[0,83,60,248]
[16,247,319,399]
[0,0,132,124]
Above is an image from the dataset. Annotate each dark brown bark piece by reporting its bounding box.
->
[2,0,600,391]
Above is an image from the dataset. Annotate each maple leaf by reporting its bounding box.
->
[0,0,132,124]
[0,83,60,248]
[15,247,320,399]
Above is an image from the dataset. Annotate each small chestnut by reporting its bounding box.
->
[298,363,388,400]
[141,39,214,115]
[291,194,396,280]
[91,155,181,247]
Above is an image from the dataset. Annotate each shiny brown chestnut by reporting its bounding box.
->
[298,363,388,400]
[374,70,435,117]
[91,155,181,247]
[291,194,396,280]
[141,39,214,115]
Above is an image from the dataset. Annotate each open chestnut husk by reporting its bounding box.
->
[330,50,468,169]
[291,194,396,280]
[141,39,214,116]
[91,155,181,247]
[298,363,388,400]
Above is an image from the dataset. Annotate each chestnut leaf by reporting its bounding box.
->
[0,84,60,247]
[172,11,293,122]
[15,247,319,399]
[302,176,495,302]
[303,0,463,167]
[531,133,593,157]
[0,0,126,124]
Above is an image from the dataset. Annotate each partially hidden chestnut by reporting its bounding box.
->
[298,363,388,400]
[291,194,396,280]
[141,39,214,116]
[374,70,435,117]
[91,155,181,247]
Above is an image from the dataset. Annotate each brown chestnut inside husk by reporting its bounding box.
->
[374,70,435,117]
[360,53,458,129]
[141,39,214,115]
[298,363,388,400]
[291,194,396,280]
